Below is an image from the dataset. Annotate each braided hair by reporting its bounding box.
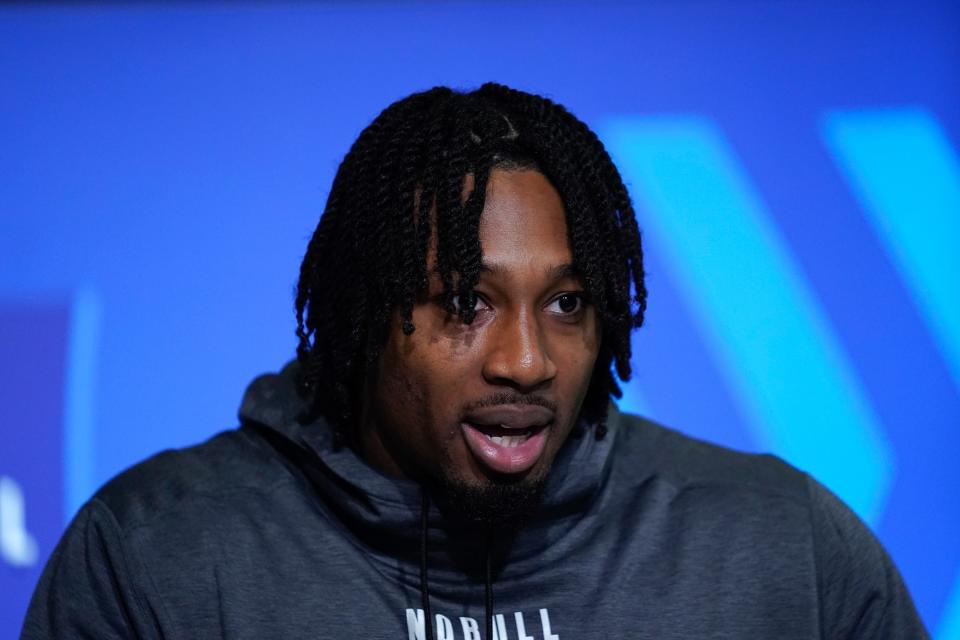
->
[295,83,646,442]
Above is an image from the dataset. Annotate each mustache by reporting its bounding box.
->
[461,393,557,414]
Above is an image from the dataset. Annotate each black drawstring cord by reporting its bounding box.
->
[484,531,493,640]
[420,490,435,640]
[420,490,494,640]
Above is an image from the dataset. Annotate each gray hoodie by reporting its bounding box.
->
[22,362,928,638]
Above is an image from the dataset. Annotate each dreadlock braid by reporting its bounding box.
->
[295,83,646,441]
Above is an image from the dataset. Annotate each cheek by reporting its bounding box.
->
[378,361,423,418]
[561,317,601,378]
[376,327,474,440]
[375,341,430,427]
[553,320,602,423]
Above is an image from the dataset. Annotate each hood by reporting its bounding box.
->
[238,360,621,580]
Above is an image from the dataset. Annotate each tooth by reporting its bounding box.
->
[484,432,534,447]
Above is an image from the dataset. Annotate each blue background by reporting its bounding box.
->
[1,1,958,637]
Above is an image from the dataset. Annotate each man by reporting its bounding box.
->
[23,84,926,639]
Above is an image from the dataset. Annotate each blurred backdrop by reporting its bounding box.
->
[1,1,958,636]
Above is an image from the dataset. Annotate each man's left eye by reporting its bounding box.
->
[546,293,585,315]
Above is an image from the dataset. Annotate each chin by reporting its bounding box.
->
[431,470,547,528]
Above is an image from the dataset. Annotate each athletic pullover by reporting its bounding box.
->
[22,363,928,638]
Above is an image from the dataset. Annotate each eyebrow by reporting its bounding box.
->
[479,261,581,282]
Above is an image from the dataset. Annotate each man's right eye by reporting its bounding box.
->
[448,292,491,316]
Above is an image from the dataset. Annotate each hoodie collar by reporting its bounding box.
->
[239,361,621,575]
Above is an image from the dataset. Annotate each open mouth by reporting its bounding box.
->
[459,404,555,474]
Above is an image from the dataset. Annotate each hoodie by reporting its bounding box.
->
[22,362,928,639]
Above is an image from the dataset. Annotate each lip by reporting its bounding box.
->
[462,404,555,430]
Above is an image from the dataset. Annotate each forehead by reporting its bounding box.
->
[478,169,571,270]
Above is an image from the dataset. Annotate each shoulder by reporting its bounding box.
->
[23,427,305,638]
[93,426,293,534]
[610,410,928,638]
[612,409,808,504]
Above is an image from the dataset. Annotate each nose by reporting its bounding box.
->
[481,307,558,391]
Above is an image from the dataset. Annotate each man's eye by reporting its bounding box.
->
[449,292,490,314]
[547,293,585,315]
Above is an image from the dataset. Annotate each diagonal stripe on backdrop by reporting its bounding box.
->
[823,109,960,395]
[64,287,100,522]
[603,117,894,525]
[938,568,960,640]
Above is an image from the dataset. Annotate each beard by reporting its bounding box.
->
[430,472,547,529]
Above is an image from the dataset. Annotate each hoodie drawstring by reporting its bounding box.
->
[484,532,493,640]
[420,489,435,640]
[419,490,495,640]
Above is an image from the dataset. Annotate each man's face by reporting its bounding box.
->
[359,169,600,517]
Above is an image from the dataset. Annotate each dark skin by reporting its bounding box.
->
[358,169,600,496]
